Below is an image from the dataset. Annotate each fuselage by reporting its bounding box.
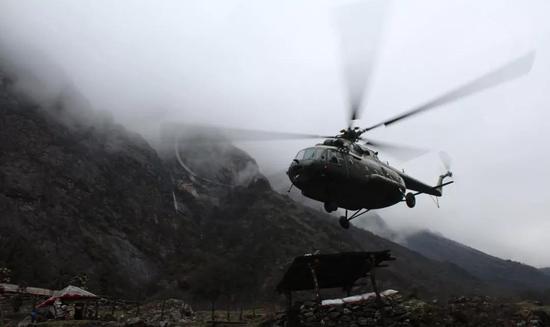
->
[287,142,406,210]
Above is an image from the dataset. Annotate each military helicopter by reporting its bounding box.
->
[286,132,452,229]
[282,47,533,229]
[167,2,535,229]
[168,45,533,229]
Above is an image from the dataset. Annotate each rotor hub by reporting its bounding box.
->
[338,127,364,143]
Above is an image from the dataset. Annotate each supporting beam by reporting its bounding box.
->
[307,262,321,305]
[160,299,166,320]
[368,255,386,327]
[211,300,215,321]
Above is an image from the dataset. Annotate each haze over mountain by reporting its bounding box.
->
[357,215,550,296]
[2,64,550,304]
[1,0,549,268]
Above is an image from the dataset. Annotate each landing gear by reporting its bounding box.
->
[324,202,338,213]
[405,192,416,208]
[338,208,370,229]
[339,216,350,229]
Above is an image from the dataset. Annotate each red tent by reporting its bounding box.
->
[36,285,98,308]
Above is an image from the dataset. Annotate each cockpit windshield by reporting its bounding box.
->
[295,150,305,160]
[295,147,326,160]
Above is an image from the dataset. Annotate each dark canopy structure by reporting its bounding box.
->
[36,285,98,308]
[277,251,395,294]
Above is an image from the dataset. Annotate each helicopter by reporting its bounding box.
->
[281,46,534,229]
[167,48,535,229]
[166,2,535,229]
[286,131,452,229]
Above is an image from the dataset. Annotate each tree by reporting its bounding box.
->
[0,267,11,283]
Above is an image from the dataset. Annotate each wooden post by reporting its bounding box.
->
[346,287,351,297]
[369,255,386,327]
[211,300,215,321]
[286,291,292,313]
[160,299,166,320]
[239,304,243,321]
[369,272,382,305]
[226,303,230,321]
[308,262,321,305]
[53,302,58,319]
[0,294,5,327]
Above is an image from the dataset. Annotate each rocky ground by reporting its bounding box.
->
[4,294,550,327]
[268,294,550,327]
[4,298,268,327]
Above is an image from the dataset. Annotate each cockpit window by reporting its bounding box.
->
[297,148,328,161]
[303,148,316,160]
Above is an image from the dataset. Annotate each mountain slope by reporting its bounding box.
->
[404,230,550,292]
[164,140,486,301]
[357,215,550,294]
[0,65,526,304]
[0,70,198,296]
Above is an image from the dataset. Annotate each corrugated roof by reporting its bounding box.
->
[276,251,395,293]
[0,283,55,296]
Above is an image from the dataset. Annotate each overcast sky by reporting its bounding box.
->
[1,0,549,267]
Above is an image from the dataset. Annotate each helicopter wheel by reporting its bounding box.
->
[405,192,416,208]
[339,216,350,229]
[324,202,338,213]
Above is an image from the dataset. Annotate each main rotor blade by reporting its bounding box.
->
[162,122,331,142]
[439,151,452,171]
[335,0,388,127]
[365,138,429,161]
[363,51,536,131]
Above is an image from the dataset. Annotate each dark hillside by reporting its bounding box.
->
[404,230,550,292]
[0,66,509,304]
[163,141,486,302]
[358,215,550,295]
[0,71,198,296]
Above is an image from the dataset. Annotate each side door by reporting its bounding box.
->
[325,149,349,180]
[346,153,365,182]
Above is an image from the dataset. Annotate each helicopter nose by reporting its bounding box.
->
[287,160,304,184]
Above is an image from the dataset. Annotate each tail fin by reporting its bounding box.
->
[434,171,453,196]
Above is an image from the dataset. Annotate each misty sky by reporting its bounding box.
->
[1,0,550,267]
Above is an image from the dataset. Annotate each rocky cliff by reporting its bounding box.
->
[358,215,550,297]
[0,70,199,297]
[0,65,536,305]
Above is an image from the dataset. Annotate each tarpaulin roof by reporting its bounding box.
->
[0,283,54,296]
[276,251,395,293]
[36,285,98,308]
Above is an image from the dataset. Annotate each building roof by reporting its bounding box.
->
[37,285,98,308]
[276,251,395,293]
[0,283,55,296]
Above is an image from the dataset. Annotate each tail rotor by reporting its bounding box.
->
[439,151,453,179]
[433,151,453,202]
